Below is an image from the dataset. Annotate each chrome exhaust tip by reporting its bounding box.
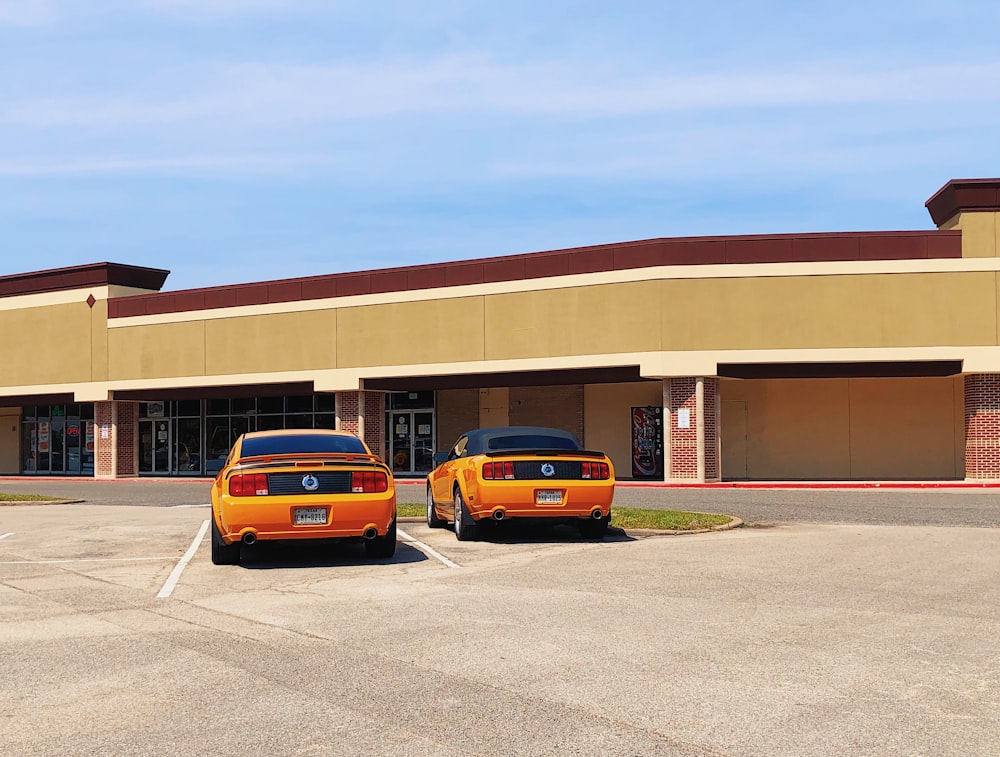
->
[242,532,257,545]
[363,527,378,540]
[492,510,506,521]
[591,509,604,520]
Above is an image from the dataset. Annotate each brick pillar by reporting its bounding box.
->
[336,391,386,462]
[965,374,1000,479]
[94,400,139,479]
[667,377,720,482]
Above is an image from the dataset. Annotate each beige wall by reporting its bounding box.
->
[103,270,1000,382]
[0,407,19,474]
[584,382,663,476]
[435,389,479,453]
[720,376,964,480]
[949,212,1000,257]
[509,385,584,440]
[0,301,103,386]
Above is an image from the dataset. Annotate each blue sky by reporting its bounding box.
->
[1,1,999,291]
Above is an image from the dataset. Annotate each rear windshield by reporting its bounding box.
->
[241,435,367,457]
[487,434,580,451]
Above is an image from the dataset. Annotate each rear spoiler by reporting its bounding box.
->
[233,452,387,470]
[482,448,606,458]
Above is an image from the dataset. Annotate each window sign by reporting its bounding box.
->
[38,422,50,452]
[85,422,95,452]
[147,402,165,418]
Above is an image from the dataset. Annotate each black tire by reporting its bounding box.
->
[453,488,479,541]
[365,518,397,559]
[210,515,241,565]
[579,513,611,539]
[427,486,447,528]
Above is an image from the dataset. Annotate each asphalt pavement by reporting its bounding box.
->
[1,477,999,528]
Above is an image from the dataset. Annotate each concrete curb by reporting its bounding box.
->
[0,499,84,507]
[616,516,744,537]
[398,515,743,535]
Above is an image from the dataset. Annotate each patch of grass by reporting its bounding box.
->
[397,503,425,518]
[611,508,732,531]
[0,492,59,502]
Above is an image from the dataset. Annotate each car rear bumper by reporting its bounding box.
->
[467,482,614,520]
[216,494,396,543]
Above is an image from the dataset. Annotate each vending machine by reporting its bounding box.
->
[630,406,664,479]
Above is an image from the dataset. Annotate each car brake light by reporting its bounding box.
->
[581,462,610,480]
[229,473,269,496]
[482,461,515,480]
[351,470,388,493]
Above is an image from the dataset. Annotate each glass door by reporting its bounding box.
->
[389,412,413,474]
[387,410,435,475]
[65,417,82,474]
[139,419,171,475]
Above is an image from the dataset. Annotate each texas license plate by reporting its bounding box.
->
[294,507,327,525]
[536,490,562,505]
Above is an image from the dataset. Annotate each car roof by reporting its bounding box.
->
[464,426,580,454]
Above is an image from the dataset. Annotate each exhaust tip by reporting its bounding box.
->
[241,532,257,545]
[492,510,505,521]
[363,527,378,540]
[591,509,604,520]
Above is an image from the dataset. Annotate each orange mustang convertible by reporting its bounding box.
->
[426,426,615,540]
[210,429,396,564]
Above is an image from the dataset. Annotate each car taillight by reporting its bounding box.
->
[581,462,610,480]
[229,473,269,496]
[482,461,514,479]
[351,470,388,493]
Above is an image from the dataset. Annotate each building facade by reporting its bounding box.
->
[2,178,1000,482]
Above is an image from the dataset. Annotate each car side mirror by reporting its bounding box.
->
[433,452,449,466]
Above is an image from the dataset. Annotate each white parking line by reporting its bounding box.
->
[156,519,210,599]
[397,528,460,568]
[170,503,211,508]
[0,532,13,541]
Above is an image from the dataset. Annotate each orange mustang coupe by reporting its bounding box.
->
[210,429,396,564]
[426,426,615,540]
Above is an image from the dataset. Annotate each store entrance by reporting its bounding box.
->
[139,419,171,475]
[387,410,435,475]
[20,406,94,475]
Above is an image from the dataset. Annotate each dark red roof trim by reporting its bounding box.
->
[0,262,169,300]
[926,179,1000,227]
[107,230,961,320]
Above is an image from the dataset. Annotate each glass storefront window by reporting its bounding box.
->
[232,397,255,415]
[207,399,230,415]
[286,395,314,413]
[259,396,283,415]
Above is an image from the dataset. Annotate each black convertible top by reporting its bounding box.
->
[464,426,582,456]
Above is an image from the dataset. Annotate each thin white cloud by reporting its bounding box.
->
[0,0,53,25]
[0,152,340,176]
[3,57,999,130]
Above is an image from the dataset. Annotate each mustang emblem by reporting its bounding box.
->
[301,474,320,491]
[540,463,556,477]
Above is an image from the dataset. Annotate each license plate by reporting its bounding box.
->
[536,490,562,505]
[294,507,327,525]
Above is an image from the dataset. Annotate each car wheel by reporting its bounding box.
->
[427,487,446,528]
[579,513,611,539]
[210,515,241,565]
[365,518,397,559]
[453,488,478,541]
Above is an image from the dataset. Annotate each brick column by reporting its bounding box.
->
[666,377,720,482]
[94,400,139,479]
[965,374,1000,479]
[336,391,386,462]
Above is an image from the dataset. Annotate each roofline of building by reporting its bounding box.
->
[106,229,960,319]
[0,262,170,299]
[925,178,1000,227]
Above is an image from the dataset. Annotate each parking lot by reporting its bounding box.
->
[1,483,999,755]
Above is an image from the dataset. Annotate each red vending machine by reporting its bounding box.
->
[630,406,664,479]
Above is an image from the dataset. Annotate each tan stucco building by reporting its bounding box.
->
[3,177,1000,482]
